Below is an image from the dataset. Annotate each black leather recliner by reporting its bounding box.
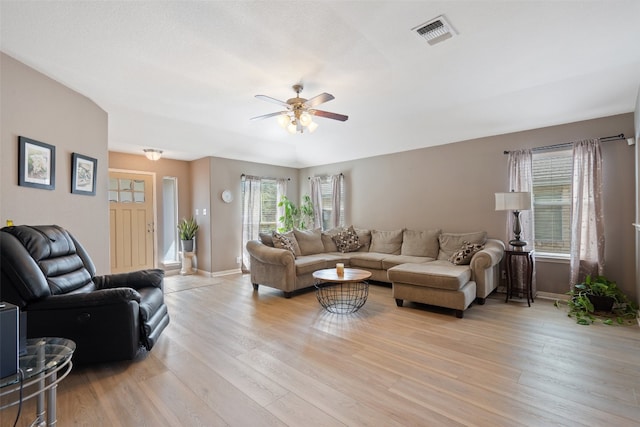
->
[0,225,170,364]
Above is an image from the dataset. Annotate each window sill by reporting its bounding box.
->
[534,252,570,264]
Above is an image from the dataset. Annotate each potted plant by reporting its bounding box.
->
[555,275,638,325]
[277,195,314,232]
[177,217,199,252]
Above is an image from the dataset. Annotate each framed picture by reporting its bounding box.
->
[71,153,98,196]
[18,136,56,190]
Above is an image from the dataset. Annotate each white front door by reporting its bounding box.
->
[109,171,155,273]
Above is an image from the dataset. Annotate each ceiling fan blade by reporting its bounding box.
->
[312,109,349,122]
[255,95,290,108]
[250,111,288,121]
[304,93,334,108]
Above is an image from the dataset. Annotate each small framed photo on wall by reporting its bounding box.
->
[71,153,97,196]
[18,136,56,190]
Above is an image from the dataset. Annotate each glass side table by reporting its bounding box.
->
[0,337,75,426]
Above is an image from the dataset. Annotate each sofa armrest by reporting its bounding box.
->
[470,239,505,270]
[470,238,505,299]
[246,240,295,266]
[94,269,165,291]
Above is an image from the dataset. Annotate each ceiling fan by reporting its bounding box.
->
[251,84,348,134]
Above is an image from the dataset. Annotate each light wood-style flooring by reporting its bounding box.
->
[3,273,640,426]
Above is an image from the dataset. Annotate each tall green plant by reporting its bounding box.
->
[277,195,314,232]
[177,217,199,240]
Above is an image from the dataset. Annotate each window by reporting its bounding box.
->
[531,149,572,255]
[258,179,278,233]
[312,175,345,230]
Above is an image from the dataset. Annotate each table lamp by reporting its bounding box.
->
[495,191,531,248]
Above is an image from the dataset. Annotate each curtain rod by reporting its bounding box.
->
[307,173,344,180]
[503,133,625,155]
[240,174,290,181]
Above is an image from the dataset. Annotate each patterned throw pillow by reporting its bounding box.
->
[331,226,362,253]
[272,232,296,257]
[449,241,485,265]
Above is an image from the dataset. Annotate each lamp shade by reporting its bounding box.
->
[495,192,531,211]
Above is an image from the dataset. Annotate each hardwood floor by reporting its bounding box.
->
[3,273,639,426]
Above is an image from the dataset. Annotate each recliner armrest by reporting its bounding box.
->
[27,287,141,310]
[94,269,164,291]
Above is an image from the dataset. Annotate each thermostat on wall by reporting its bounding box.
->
[221,190,233,203]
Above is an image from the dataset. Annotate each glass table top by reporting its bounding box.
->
[0,337,75,388]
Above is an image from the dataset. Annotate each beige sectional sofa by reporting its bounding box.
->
[246,227,505,317]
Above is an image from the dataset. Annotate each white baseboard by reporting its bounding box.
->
[204,268,242,278]
[536,291,568,301]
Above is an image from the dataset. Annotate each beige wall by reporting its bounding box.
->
[108,152,192,268]
[300,113,636,299]
[635,86,640,306]
[199,157,299,273]
[0,53,110,274]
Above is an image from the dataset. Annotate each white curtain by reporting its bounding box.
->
[241,176,261,273]
[276,179,287,231]
[570,139,604,286]
[507,149,534,245]
[310,177,323,229]
[507,149,535,293]
[330,174,343,229]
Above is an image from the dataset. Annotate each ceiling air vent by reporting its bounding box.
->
[412,15,457,46]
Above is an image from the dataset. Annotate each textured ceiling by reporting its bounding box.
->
[2,1,639,168]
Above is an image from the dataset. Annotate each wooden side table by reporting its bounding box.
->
[505,248,535,306]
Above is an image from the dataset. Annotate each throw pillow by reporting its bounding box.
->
[332,226,362,253]
[283,230,302,257]
[272,232,296,257]
[293,228,325,255]
[437,231,487,260]
[449,241,485,265]
[370,229,403,254]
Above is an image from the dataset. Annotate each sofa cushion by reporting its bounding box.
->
[401,229,441,258]
[449,241,485,265]
[332,226,362,253]
[259,232,274,247]
[388,261,471,291]
[370,229,403,254]
[294,255,329,275]
[355,228,372,252]
[293,228,325,255]
[349,252,388,270]
[381,255,434,270]
[437,231,487,261]
[321,228,342,252]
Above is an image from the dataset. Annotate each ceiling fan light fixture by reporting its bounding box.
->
[287,122,298,134]
[299,111,312,126]
[307,121,319,133]
[277,114,290,128]
[143,149,163,161]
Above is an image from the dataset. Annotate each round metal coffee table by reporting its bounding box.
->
[313,268,371,314]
